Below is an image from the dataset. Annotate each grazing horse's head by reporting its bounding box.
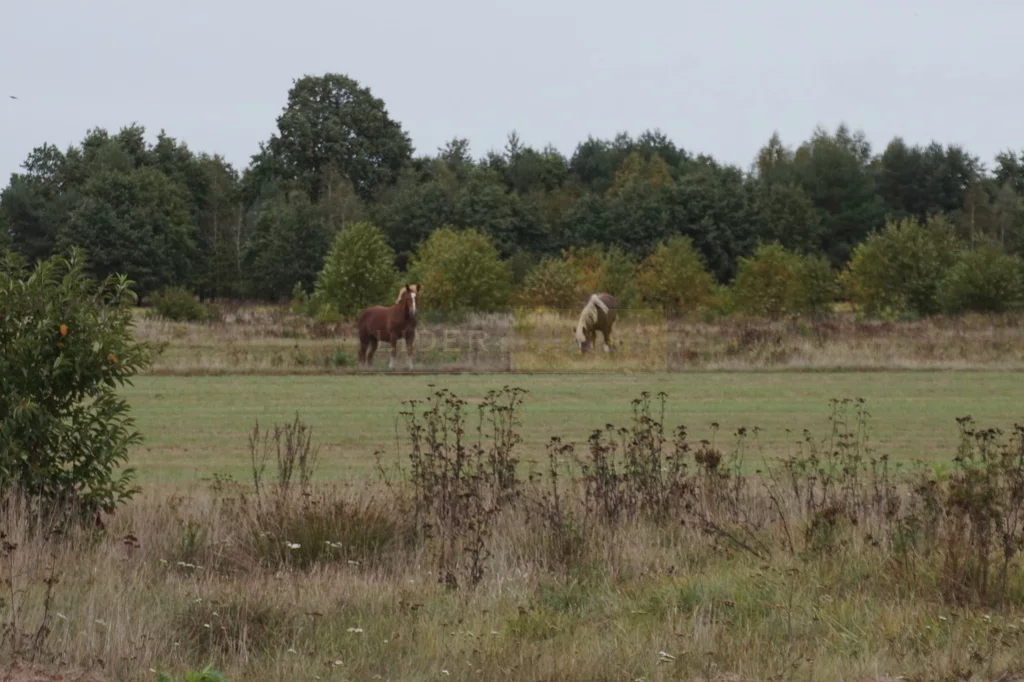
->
[574,328,591,353]
[397,283,419,319]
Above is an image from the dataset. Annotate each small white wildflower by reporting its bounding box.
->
[658,650,676,662]
[333,660,344,666]
[287,648,297,654]
[203,623,211,629]
[348,560,361,566]
[150,669,157,674]
[939,615,948,621]
[286,542,301,550]
[490,630,500,636]
[347,627,364,634]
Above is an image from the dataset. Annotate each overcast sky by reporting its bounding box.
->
[2,0,1023,181]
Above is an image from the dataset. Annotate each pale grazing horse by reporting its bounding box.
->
[356,284,419,369]
[574,293,617,353]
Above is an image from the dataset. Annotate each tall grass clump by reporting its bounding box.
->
[399,385,526,588]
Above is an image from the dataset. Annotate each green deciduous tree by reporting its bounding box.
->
[407,227,511,314]
[749,181,822,254]
[242,187,329,300]
[1,143,75,262]
[635,236,716,317]
[258,73,413,202]
[563,245,638,309]
[372,169,455,267]
[59,166,196,296]
[0,249,151,517]
[310,222,398,320]
[515,257,582,310]
[840,215,962,317]
[790,125,887,266]
[730,243,836,318]
[938,243,1024,314]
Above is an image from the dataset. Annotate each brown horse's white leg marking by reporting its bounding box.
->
[405,329,415,370]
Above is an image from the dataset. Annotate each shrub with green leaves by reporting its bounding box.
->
[799,252,838,316]
[516,257,583,310]
[938,243,1024,314]
[0,249,151,517]
[635,236,716,317]
[730,242,836,318]
[408,226,512,314]
[149,286,218,322]
[564,245,638,310]
[840,215,962,317]
[309,221,398,320]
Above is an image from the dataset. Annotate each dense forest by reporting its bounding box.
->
[3,72,1024,318]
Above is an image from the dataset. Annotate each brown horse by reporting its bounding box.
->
[574,292,617,353]
[357,284,420,369]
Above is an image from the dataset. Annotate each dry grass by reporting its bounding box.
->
[7,391,1024,681]
[133,305,1024,375]
[5,483,1024,682]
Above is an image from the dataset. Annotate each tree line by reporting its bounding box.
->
[3,72,1024,317]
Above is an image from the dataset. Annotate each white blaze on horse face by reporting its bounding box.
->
[410,291,417,317]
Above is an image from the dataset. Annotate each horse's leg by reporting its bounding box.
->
[388,334,398,370]
[603,326,614,352]
[365,337,378,366]
[405,329,416,370]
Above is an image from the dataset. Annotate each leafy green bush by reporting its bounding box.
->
[149,286,218,322]
[634,236,716,317]
[516,257,582,309]
[0,249,151,517]
[289,281,310,315]
[408,226,512,314]
[800,252,839,316]
[309,221,398,320]
[564,245,638,310]
[840,215,962,317]
[938,243,1024,314]
[730,242,836,318]
[516,246,639,312]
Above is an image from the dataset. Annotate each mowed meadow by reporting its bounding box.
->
[7,306,1024,682]
[129,371,1019,483]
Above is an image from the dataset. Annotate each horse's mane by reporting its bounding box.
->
[394,284,419,304]
[575,294,609,342]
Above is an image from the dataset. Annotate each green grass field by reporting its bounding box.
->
[124,370,1024,483]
